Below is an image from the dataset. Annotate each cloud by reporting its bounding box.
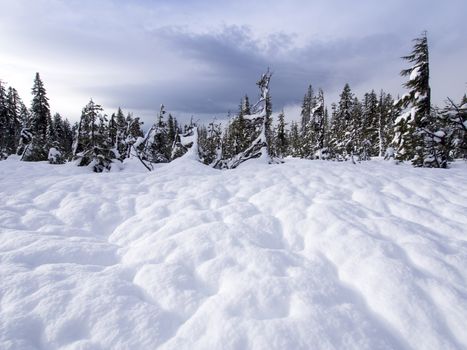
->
[94,26,404,116]
[1,0,466,125]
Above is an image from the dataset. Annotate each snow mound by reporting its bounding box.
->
[1,158,466,349]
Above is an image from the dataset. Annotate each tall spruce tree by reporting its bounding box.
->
[23,73,51,161]
[0,81,9,158]
[275,111,288,158]
[313,89,328,159]
[362,90,379,156]
[377,91,396,157]
[288,121,301,157]
[394,32,442,167]
[300,85,315,135]
[300,85,317,158]
[330,84,354,160]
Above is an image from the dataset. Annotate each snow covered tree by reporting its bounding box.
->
[73,99,116,172]
[108,108,144,161]
[378,91,396,157]
[348,97,367,161]
[138,104,171,163]
[309,88,327,159]
[45,113,68,164]
[199,119,222,165]
[439,96,467,161]
[274,111,288,158]
[167,113,177,147]
[394,32,442,167]
[288,121,301,157]
[222,98,250,157]
[22,73,51,161]
[300,85,315,136]
[5,87,23,155]
[0,81,10,159]
[361,90,379,156]
[61,118,74,159]
[124,113,144,159]
[217,70,277,168]
[300,85,315,158]
[329,84,354,160]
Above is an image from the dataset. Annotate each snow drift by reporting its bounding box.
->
[0,157,466,349]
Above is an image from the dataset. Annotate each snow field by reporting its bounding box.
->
[1,157,467,349]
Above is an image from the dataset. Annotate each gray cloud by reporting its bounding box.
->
[1,0,466,124]
[94,26,405,117]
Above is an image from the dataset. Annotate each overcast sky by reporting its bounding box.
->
[1,0,466,125]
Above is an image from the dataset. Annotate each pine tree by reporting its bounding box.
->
[199,119,222,165]
[288,121,301,157]
[300,85,315,136]
[300,85,316,158]
[61,118,74,159]
[313,89,327,159]
[376,91,397,159]
[218,70,277,168]
[330,84,354,160]
[73,99,116,172]
[348,97,365,161]
[362,90,379,157]
[139,105,170,163]
[439,96,467,160]
[394,32,441,167]
[275,111,288,158]
[0,81,10,158]
[23,73,51,161]
[167,114,176,147]
[46,113,66,164]
[4,87,22,155]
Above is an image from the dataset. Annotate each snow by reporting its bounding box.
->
[1,157,467,349]
[409,66,420,81]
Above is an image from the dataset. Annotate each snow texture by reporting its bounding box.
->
[409,66,421,81]
[1,157,467,350]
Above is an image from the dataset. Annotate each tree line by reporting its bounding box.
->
[0,32,465,171]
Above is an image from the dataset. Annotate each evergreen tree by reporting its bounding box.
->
[73,99,116,172]
[139,105,170,163]
[362,90,379,156]
[23,73,51,161]
[167,114,176,147]
[378,91,391,157]
[218,70,277,168]
[275,111,288,158]
[439,96,467,160]
[313,89,328,159]
[0,82,9,158]
[288,121,301,157]
[330,84,354,160]
[300,85,315,136]
[61,118,74,159]
[243,95,251,115]
[394,32,441,167]
[46,113,66,163]
[5,87,22,155]
[199,119,222,165]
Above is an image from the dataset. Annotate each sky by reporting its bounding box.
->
[1,0,466,125]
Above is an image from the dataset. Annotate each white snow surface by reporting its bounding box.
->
[1,157,467,350]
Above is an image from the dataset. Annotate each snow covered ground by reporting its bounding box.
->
[1,157,466,350]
